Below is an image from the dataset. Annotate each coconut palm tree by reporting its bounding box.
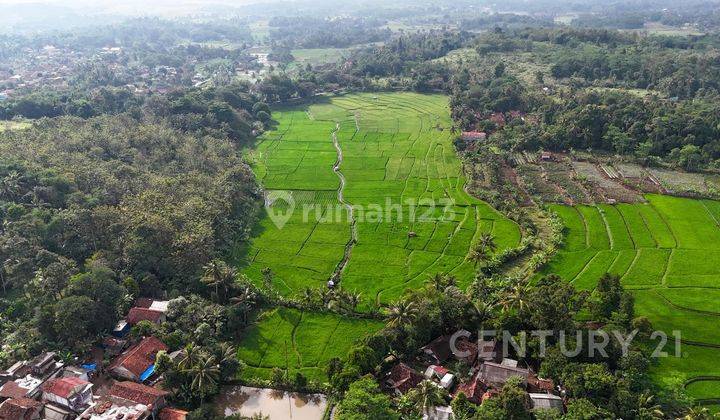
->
[682,406,713,420]
[201,259,237,303]
[177,343,203,371]
[201,259,224,300]
[469,233,497,269]
[403,380,448,416]
[215,343,236,367]
[428,273,446,292]
[634,393,664,420]
[348,292,362,311]
[231,285,257,324]
[301,287,316,306]
[385,299,419,328]
[473,300,496,324]
[187,354,220,403]
[500,281,531,314]
[468,243,491,267]
[261,267,273,290]
[479,233,497,253]
[319,288,333,306]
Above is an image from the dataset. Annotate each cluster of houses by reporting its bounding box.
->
[0,298,187,420]
[0,44,192,102]
[0,45,77,100]
[384,332,564,419]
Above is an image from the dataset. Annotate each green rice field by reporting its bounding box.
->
[544,195,720,401]
[235,92,522,381]
[237,307,383,381]
[238,92,521,305]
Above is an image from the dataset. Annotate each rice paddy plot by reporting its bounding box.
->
[237,307,383,382]
[543,194,720,401]
[239,93,521,304]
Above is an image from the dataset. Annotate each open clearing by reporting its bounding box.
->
[543,194,720,401]
[239,92,521,305]
[237,307,383,381]
[0,120,31,132]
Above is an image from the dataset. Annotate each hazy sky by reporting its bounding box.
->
[0,0,263,14]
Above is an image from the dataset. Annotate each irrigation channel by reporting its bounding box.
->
[330,123,357,283]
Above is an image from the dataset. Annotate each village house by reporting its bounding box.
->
[41,402,75,420]
[102,336,129,357]
[108,336,168,382]
[423,365,454,389]
[56,365,91,381]
[529,393,564,412]
[528,374,556,394]
[125,298,170,326]
[420,333,478,366]
[126,307,166,326]
[478,360,530,388]
[112,320,130,338]
[41,376,93,412]
[0,361,28,383]
[424,405,453,420]
[461,131,487,141]
[0,397,42,419]
[421,336,452,365]
[454,372,486,404]
[108,381,168,415]
[477,339,501,363]
[385,363,422,396]
[0,375,44,400]
[29,352,61,378]
[158,406,189,420]
[80,395,151,420]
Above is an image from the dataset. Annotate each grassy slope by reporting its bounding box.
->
[543,195,720,400]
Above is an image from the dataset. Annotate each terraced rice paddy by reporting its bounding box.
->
[543,194,720,401]
[237,308,383,381]
[239,92,521,304]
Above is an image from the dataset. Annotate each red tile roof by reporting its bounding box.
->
[42,376,91,399]
[431,365,449,377]
[0,398,41,420]
[109,336,167,379]
[529,375,555,392]
[0,381,28,399]
[126,307,164,325]
[386,363,422,394]
[109,381,168,407]
[455,373,486,404]
[159,407,189,420]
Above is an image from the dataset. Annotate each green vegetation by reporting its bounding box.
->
[237,307,383,382]
[0,84,266,364]
[544,194,720,401]
[239,92,521,305]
